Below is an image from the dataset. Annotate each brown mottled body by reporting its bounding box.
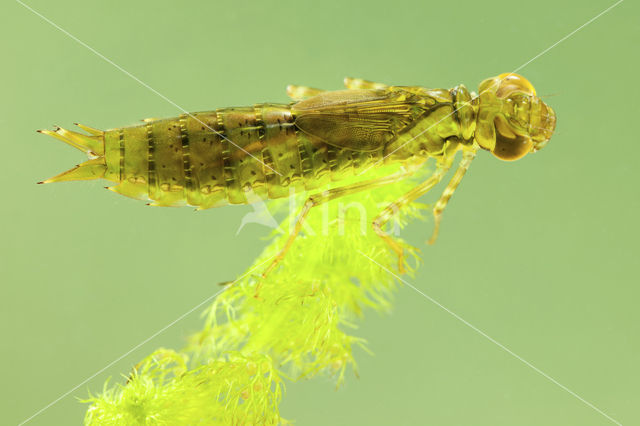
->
[40,74,556,276]
[105,103,399,209]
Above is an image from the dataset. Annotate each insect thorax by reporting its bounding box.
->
[382,85,476,165]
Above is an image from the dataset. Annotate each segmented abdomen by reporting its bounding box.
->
[104,104,384,208]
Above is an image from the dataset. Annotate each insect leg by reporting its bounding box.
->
[286,85,324,101]
[428,148,477,244]
[343,77,388,90]
[262,170,414,278]
[372,165,451,273]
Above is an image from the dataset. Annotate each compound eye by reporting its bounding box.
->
[492,116,533,161]
[496,73,536,97]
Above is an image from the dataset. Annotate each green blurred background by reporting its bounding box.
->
[2,0,638,424]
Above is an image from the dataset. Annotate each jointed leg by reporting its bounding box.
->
[286,85,324,101]
[428,148,477,244]
[262,170,414,278]
[343,77,388,90]
[372,165,450,273]
[287,78,388,100]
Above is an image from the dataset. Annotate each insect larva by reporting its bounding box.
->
[40,73,556,275]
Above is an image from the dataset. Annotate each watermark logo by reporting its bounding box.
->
[236,188,403,237]
[235,197,280,235]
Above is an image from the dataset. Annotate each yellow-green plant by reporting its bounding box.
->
[84,165,428,425]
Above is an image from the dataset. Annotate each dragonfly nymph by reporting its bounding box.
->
[39,73,556,275]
